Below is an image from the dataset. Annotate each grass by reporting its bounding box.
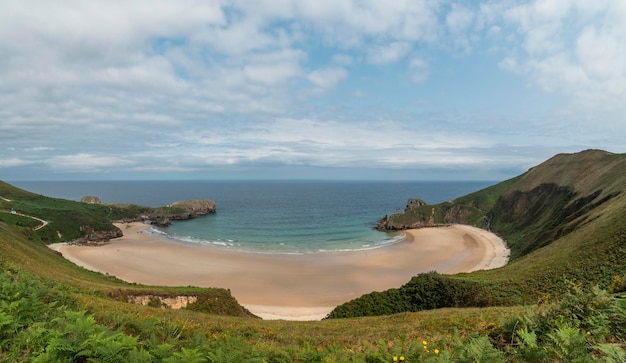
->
[1,149,626,360]
[0,211,41,229]
[3,261,624,361]
[1,223,532,361]
[329,151,626,318]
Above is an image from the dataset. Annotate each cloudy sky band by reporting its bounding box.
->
[0,0,624,180]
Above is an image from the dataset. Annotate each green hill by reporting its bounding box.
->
[0,181,216,243]
[1,149,625,361]
[329,150,626,318]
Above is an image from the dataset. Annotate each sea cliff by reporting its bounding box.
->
[119,199,217,227]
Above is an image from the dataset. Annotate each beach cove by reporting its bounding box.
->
[50,222,509,320]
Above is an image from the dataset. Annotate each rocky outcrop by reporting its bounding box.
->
[405,198,426,211]
[376,197,461,231]
[375,214,447,231]
[147,199,216,227]
[70,225,123,245]
[110,290,259,318]
[169,199,217,216]
[128,295,198,309]
[81,196,101,204]
[443,205,473,224]
[116,199,217,227]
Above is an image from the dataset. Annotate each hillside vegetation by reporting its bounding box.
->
[0,181,215,243]
[1,149,626,361]
[331,150,626,317]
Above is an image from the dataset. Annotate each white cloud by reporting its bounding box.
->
[0,0,225,49]
[446,4,475,33]
[292,0,442,44]
[0,1,624,180]
[445,3,475,51]
[243,63,301,85]
[25,147,55,152]
[169,118,491,170]
[409,57,429,84]
[576,26,625,81]
[46,154,131,172]
[193,16,292,56]
[498,0,626,110]
[308,67,348,89]
[367,42,412,65]
[0,158,31,167]
[486,25,501,38]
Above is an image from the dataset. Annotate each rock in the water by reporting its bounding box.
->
[170,199,217,215]
[147,199,217,224]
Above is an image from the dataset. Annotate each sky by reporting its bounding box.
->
[1,0,625,181]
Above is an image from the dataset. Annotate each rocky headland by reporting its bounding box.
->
[76,197,217,241]
[376,197,450,231]
[143,199,217,227]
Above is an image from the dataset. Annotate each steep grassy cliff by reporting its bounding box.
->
[331,150,626,317]
[379,150,625,261]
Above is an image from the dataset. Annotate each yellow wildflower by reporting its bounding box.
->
[393,357,398,362]
[434,349,440,354]
[422,340,428,345]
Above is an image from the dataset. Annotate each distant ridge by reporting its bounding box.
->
[378,149,624,258]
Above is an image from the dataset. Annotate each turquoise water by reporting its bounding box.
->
[13,180,494,253]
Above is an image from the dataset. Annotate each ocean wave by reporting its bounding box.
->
[155,226,405,255]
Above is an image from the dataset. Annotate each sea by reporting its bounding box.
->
[12,180,494,254]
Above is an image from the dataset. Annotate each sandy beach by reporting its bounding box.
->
[50,222,509,320]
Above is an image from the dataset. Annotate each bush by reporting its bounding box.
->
[326,272,498,318]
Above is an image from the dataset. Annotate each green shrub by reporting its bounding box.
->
[327,272,500,318]
[497,281,626,362]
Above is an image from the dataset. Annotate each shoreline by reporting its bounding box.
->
[49,222,509,320]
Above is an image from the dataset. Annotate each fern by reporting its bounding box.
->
[164,347,207,363]
[206,347,244,363]
[0,311,15,336]
[594,344,626,363]
[515,326,545,361]
[544,325,588,362]
[453,336,503,363]
[83,331,139,362]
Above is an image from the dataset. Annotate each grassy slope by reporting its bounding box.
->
[0,204,524,355]
[1,149,625,355]
[0,179,526,356]
[0,181,215,243]
[475,188,626,295]
[0,182,255,318]
[386,176,521,229]
[0,181,148,243]
[0,181,519,349]
[474,150,626,292]
[391,150,626,285]
[331,150,626,316]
